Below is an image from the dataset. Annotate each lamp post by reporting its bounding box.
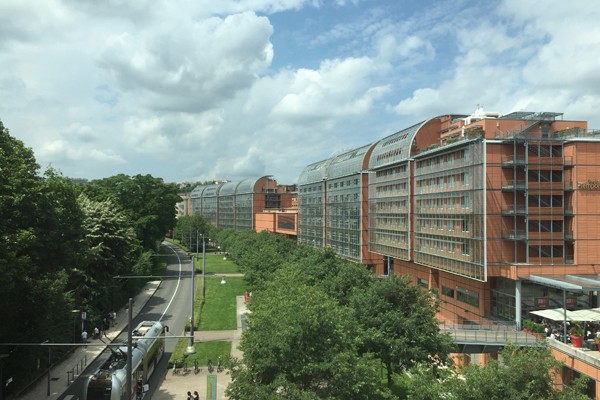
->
[185,257,196,356]
[126,298,133,400]
[202,236,206,299]
[71,310,80,343]
[0,353,8,400]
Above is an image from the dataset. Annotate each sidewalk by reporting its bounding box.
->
[15,281,162,400]
[152,295,248,400]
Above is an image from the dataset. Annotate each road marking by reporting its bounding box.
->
[159,244,187,322]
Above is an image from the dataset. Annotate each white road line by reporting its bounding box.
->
[158,244,188,322]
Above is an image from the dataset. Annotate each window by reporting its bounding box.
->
[461,241,470,255]
[457,287,479,307]
[462,218,469,232]
[442,286,455,298]
[417,277,428,288]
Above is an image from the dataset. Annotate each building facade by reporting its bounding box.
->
[188,176,296,234]
[296,108,600,395]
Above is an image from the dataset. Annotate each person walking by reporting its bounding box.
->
[186,391,193,400]
[81,330,88,348]
[193,390,199,400]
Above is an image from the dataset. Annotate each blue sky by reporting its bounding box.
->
[1,0,599,184]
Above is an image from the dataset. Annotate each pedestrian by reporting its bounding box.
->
[187,391,193,400]
[111,310,116,326]
[81,330,88,346]
[193,390,199,400]
[93,326,99,339]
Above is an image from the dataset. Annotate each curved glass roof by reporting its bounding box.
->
[190,185,207,199]
[368,121,424,169]
[237,176,265,194]
[202,183,223,197]
[326,143,374,179]
[368,115,467,169]
[218,181,237,196]
[297,159,329,185]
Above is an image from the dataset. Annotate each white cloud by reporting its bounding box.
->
[98,12,274,112]
[3,0,600,185]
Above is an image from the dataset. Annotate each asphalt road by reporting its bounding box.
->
[56,242,193,400]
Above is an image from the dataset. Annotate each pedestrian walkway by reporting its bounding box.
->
[152,295,248,400]
[15,281,161,400]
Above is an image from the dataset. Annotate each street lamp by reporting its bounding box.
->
[185,257,196,356]
[71,310,80,343]
[0,354,8,400]
[202,235,207,299]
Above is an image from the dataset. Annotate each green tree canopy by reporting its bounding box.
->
[83,174,180,250]
[408,343,591,400]
[227,266,393,400]
[350,275,455,387]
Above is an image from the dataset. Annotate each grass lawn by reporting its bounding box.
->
[194,252,240,274]
[199,276,246,330]
[169,339,232,368]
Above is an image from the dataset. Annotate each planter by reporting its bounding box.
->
[571,335,583,348]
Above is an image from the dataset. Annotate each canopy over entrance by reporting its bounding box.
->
[530,308,573,321]
[524,274,600,292]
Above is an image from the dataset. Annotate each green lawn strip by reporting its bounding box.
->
[195,252,240,274]
[169,340,231,368]
[199,276,246,330]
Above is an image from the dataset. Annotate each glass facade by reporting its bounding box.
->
[324,145,371,261]
[298,160,328,247]
[413,141,486,280]
[297,145,371,260]
[367,122,423,261]
[218,182,237,230]
[235,178,257,231]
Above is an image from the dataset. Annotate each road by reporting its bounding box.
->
[57,242,193,399]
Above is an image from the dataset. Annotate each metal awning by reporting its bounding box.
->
[570,308,600,322]
[530,308,573,321]
[523,274,600,292]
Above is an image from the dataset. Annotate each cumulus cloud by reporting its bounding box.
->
[98,12,274,112]
[3,0,600,185]
[391,1,600,123]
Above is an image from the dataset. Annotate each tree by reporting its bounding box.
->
[407,343,592,400]
[74,194,140,320]
[350,275,455,387]
[83,174,180,250]
[224,230,297,291]
[226,266,393,400]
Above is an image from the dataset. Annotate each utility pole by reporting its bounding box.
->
[126,298,132,400]
[202,236,206,298]
[186,257,196,355]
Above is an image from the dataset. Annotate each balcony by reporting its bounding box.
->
[502,230,527,240]
[501,206,527,215]
[501,180,527,191]
[501,155,527,167]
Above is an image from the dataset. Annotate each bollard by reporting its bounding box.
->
[84,354,87,365]
[76,363,80,374]
[67,371,71,386]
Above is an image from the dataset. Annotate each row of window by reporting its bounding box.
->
[441,286,480,307]
[417,217,470,232]
[415,238,471,255]
[328,178,360,189]
[415,195,471,210]
[416,149,469,171]
[375,165,407,178]
[415,172,469,191]
[374,182,408,194]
